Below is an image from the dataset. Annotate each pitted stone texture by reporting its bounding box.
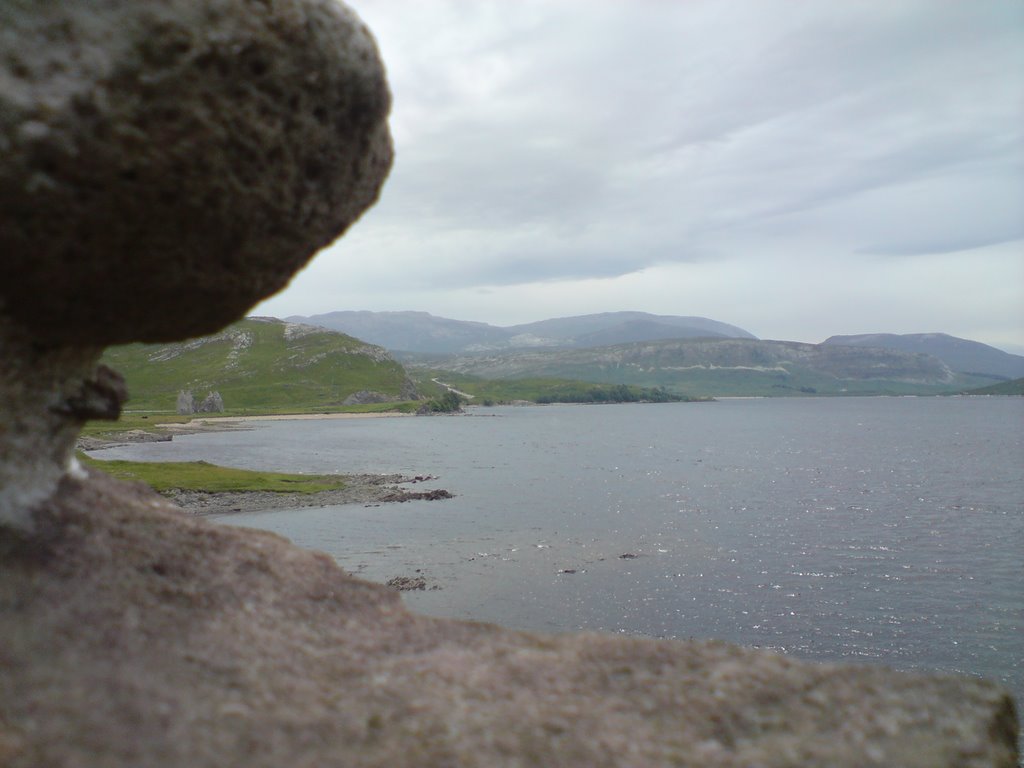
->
[0,471,1016,768]
[0,0,392,346]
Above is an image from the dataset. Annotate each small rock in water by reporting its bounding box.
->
[386,576,427,591]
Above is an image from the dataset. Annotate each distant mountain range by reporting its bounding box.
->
[427,337,995,397]
[285,310,1024,387]
[100,313,1021,410]
[285,311,757,354]
[822,333,1024,381]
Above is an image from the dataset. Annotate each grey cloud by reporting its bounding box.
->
[318,0,1024,337]
[858,233,1024,258]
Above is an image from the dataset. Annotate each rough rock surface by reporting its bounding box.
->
[197,390,225,413]
[0,471,1016,768]
[0,0,392,345]
[175,390,194,415]
[0,0,392,527]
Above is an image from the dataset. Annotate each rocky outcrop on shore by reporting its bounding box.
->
[0,470,1017,768]
[164,474,453,515]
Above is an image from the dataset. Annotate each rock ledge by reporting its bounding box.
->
[0,471,1016,768]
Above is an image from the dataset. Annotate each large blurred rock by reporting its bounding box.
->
[0,0,391,528]
[0,0,392,346]
[0,471,1016,768]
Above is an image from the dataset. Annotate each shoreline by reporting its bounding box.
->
[79,409,417,450]
[179,410,417,425]
[80,411,455,514]
[164,473,453,516]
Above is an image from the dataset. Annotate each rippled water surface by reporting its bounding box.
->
[96,397,1024,702]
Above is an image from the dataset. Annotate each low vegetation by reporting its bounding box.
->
[962,377,1024,396]
[409,371,698,405]
[420,390,465,413]
[79,455,347,494]
[534,383,686,404]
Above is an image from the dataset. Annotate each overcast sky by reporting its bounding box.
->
[255,0,1024,352]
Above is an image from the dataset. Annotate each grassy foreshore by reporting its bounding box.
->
[77,455,350,494]
[78,453,449,515]
[76,409,451,514]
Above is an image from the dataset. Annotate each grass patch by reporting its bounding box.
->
[78,412,189,440]
[80,455,347,494]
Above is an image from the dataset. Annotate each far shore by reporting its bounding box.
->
[79,409,421,451]
[164,474,453,516]
[172,410,417,426]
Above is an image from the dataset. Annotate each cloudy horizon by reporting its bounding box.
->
[255,0,1024,353]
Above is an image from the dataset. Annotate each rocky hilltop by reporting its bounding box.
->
[288,309,756,354]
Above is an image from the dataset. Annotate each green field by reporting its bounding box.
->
[79,454,347,494]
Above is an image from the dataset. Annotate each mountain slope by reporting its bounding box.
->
[102,317,418,413]
[428,338,991,397]
[287,310,508,355]
[286,310,757,354]
[506,312,757,345]
[963,377,1024,395]
[822,333,1024,380]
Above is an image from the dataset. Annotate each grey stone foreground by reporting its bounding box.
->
[0,470,1017,768]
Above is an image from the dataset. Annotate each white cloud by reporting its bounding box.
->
[257,0,1024,351]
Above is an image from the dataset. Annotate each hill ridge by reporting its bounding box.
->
[416,336,993,397]
[101,317,418,413]
[286,310,757,354]
[823,333,1024,380]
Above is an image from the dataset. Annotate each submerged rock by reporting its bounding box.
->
[0,471,1016,768]
[386,575,428,591]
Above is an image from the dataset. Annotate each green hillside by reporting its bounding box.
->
[962,377,1024,395]
[101,317,419,414]
[419,338,994,397]
[411,371,697,404]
